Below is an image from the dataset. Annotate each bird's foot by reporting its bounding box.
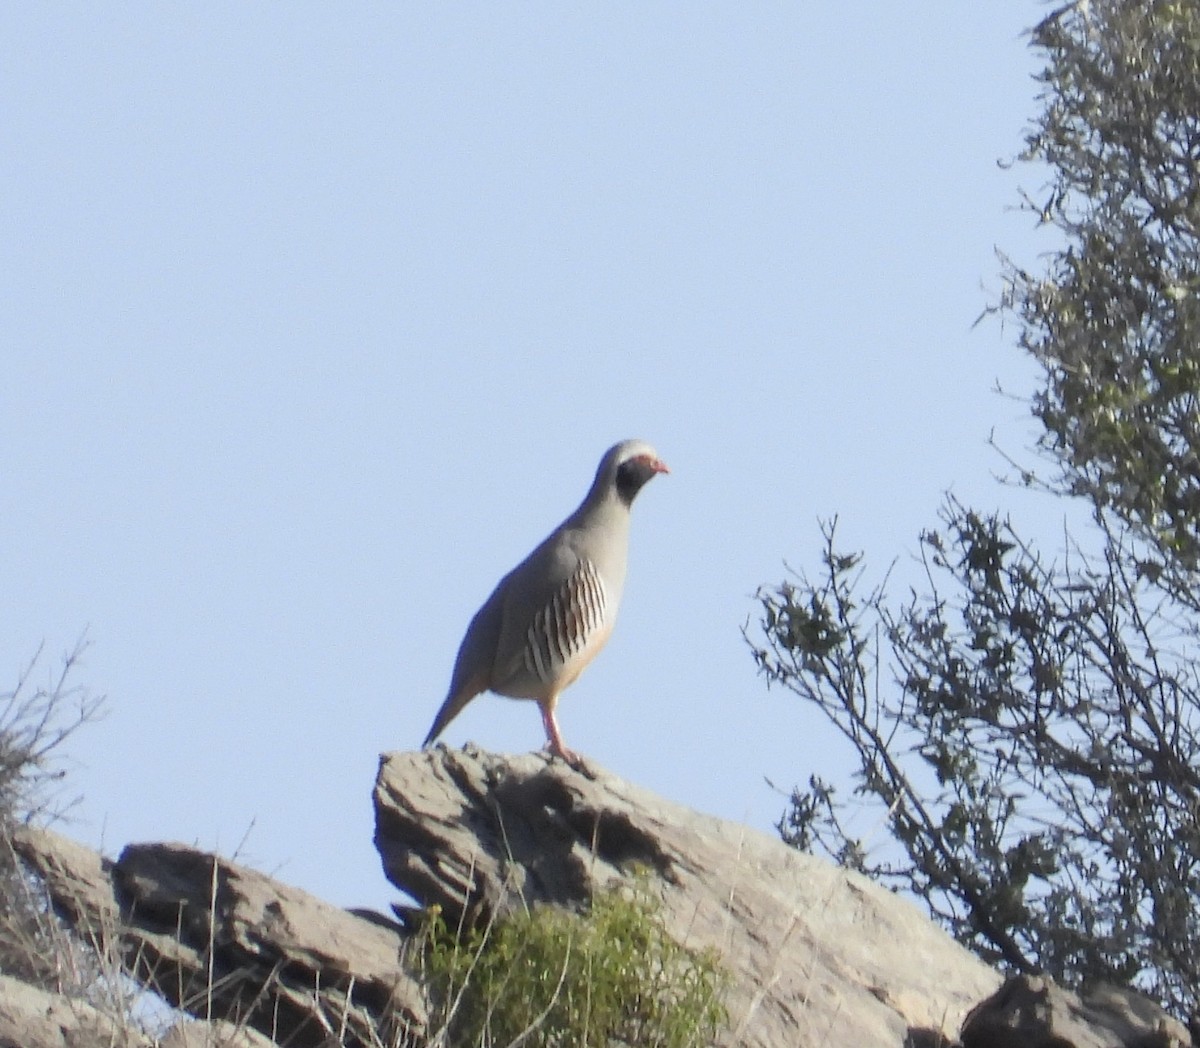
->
[544,740,593,774]
[539,706,585,769]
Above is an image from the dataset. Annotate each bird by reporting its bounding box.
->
[422,439,669,764]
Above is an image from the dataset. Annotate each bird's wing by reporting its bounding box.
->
[492,531,612,694]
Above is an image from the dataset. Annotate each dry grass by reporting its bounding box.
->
[0,638,160,1044]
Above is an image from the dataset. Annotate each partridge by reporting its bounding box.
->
[423,439,668,762]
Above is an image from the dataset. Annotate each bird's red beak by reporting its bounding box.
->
[645,455,670,475]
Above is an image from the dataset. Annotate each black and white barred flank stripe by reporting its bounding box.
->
[523,558,608,684]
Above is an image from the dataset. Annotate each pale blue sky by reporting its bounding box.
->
[3,5,1058,911]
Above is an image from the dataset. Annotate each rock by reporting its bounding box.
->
[10,747,1191,1048]
[961,974,1193,1048]
[0,971,150,1048]
[12,825,426,1048]
[159,1017,279,1048]
[374,744,1004,1047]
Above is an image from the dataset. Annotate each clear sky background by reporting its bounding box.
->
[3,4,1063,913]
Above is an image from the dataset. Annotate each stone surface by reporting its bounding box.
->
[374,744,1004,1047]
[159,1017,280,1048]
[12,825,426,1048]
[6,747,1193,1048]
[0,971,149,1048]
[961,974,1193,1048]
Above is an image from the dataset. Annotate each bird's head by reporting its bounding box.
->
[597,439,669,507]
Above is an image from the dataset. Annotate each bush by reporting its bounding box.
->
[0,638,103,987]
[418,878,727,1047]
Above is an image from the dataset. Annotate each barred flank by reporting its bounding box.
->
[524,559,607,684]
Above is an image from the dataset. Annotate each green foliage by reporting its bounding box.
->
[750,505,1200,1009]
[750,0,1200,1018]
[418,880,727,1048]
[1002,0,1200,572]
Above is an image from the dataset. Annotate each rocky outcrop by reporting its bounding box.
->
[11,825,425,1048]
[4,745,1195,1047]
[0,971,151,1048]
[961,974,1193,1048]
[375,745,1002,1046]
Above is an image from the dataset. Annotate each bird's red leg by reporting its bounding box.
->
[539,702,581,767]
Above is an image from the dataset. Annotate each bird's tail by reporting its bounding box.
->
[422,680,484,748]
